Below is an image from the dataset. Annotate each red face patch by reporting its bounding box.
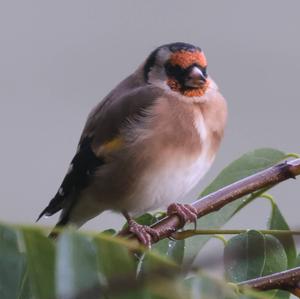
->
[167,50,209,97]
[167,78,209,97]
[169,50,207,69]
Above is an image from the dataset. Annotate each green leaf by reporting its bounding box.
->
[94,234,136,280]
[185,273,285,299]
[183,148,286,265]
[0,224,28,299]
[185,275,239,299]
[21,228,55,299]
[267,201,296,268]
[202,149,285,196]
[135,213,158,225]
[224,230,265,282]
[94,234,154,299]
[262,235,288,276]
[56,231,101,299]
[166,239,185,265]
[224,230,287,283]
[100,228,117,236]
[296,253,300,266]
[121,213,158,231]
[152,239,185,265]
[145,276,189,299]
[138,246,180,280]
[266,201,295,299]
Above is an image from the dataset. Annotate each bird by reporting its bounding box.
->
[37,42,227,246]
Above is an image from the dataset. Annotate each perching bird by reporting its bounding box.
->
[38,42,227,245]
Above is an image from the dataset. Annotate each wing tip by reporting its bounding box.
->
[36,207,50,222]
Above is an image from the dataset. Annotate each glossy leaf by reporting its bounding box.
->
[100,228,117,236]
[138,246,180,280]
[224,230,287,283]
[184,148,286,265]
[135,213,158,225]
[225,230,265,282]
[21,228,55,299]
[185,275,238,299]
[266,201,296,299]
[95,234,147,299]
[145,276,189,299]
[0,224,28,299]
[296,254,300,266]
[267,201,296,268]
[166,239,185,265]
[56,231,101,299]
[94,234,175,299]
[18,273,32,299]
[94,234,136,280]
[186,274,280,299]
[262,235,288,275]
[153,238,185,265]
[202,149,285,196]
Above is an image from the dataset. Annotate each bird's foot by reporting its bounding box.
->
[167,203,198,229]
[127,219,159,247]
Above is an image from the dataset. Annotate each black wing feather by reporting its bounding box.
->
[37,137,104,221]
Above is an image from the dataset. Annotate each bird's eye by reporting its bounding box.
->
[165,63,185,81]
[202,67,208,78]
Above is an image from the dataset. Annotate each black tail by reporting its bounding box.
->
[36,193,64,223]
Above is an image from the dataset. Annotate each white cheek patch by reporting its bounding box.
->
[147,47,171,88]
[156,48,171,65]
[148,67,167,85]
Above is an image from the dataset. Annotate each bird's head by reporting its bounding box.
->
[143,42,209,97]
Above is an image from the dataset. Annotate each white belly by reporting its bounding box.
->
[126,108,214,216]
[128,150,214,216]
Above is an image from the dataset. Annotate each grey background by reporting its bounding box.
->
[0,0,299,261]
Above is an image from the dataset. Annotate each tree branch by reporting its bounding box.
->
[238,266,300,297]
[146,158,300,243]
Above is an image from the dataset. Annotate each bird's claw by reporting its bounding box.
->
[127,219,159,248]
[167,203,198,229]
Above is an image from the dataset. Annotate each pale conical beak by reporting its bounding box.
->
[185,66,207,88]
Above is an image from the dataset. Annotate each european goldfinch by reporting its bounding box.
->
[38,42,227,245]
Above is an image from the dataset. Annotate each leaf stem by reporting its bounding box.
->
[212,234,228,246]
[172,229,300,240]
[285,153,300,159]
[260,193,275,205]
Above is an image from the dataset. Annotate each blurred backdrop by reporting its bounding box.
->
[0,1,299,261]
